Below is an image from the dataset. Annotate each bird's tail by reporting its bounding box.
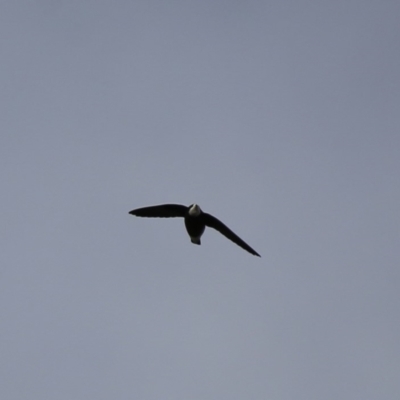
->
[191,238,201,245]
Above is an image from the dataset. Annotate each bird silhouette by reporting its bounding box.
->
[129,203,260,257]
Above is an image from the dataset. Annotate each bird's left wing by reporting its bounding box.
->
[129,204,186,218]
[203,213,261,257]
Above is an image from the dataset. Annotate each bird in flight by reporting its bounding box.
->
[129,203,260,257]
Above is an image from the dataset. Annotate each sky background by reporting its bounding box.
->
[1,1,399,399]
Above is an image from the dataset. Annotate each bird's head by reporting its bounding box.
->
[188,203,201,216]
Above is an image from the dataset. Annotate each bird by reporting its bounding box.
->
[129,203,260,257]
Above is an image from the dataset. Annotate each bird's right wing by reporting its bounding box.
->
[203,213,261,257]
[129,204,186,218]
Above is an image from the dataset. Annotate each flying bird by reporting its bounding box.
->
[129,203,260,257]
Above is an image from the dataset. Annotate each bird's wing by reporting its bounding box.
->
[203,213,261,257]
[129,204,186,218]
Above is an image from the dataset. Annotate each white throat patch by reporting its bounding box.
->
[188,204,201,216]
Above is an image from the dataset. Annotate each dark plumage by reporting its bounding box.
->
[129,203,260,257]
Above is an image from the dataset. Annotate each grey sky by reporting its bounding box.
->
[1,1,399,399]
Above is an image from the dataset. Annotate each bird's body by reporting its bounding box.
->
[129,203,260,257]
[185,207,206,245]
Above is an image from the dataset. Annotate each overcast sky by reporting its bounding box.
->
[1,1,399,399]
